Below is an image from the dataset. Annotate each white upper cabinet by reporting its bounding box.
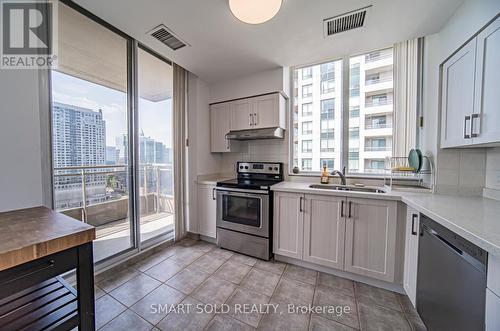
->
[302,194,345,270]
[441,16,500,148]
[440,38,477,148]
[230,98,253,131]
[210,103,239,152]
[251,93,286,129]
[344,198,398,282]
[231,93,286,131]
[210,92,286,152]
[473,16,500,145]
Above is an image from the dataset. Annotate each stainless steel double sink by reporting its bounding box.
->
[308,184,386,194]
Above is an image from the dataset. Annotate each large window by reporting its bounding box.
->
[51,2,175,262]
[349,48,393,174]
[52,2,131,262]
[291,48,394,175]
[292,59,342,173]
[137,47,174,243]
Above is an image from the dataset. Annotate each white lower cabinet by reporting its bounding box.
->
[273,192,303,259]
[303,194,345,270]
[403,206,420,307]
[273,192,398,282]
[344,198,398,282]
[197,184,217,238]
[486,289,500,331]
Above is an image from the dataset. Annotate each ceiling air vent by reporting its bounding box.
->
[324,6,372,37]
[148,25,189,50]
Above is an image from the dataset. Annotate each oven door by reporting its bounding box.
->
[216,188,269,238]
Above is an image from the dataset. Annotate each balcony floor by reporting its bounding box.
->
[94,212,174,261]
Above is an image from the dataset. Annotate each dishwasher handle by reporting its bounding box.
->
[431,229,463,255]
[424,226,487,273]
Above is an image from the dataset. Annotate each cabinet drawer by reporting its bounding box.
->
[0,248,78,300]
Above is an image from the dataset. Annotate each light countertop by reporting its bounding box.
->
[196,173,234,185]
[271,181,500,257]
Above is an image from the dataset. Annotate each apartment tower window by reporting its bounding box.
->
[291,47,395,174]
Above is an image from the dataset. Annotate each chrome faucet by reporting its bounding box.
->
[330,166,347,185]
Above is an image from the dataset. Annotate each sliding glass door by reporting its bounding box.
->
[51,2,132,262]
[137,46,174,243]
[51,2,175,263]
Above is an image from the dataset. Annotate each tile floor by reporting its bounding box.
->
[90,239,427,331]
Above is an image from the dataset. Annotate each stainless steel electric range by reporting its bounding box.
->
[215,162,283,260]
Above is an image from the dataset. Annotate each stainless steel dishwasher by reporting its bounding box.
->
[417,214,487,331]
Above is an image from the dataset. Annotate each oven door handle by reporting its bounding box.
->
[215,187,269,195]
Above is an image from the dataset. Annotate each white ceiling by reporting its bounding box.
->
[73,0,463,83]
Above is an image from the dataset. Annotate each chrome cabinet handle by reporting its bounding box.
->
[212,188,216,200]
[254,113,258,125]
[299,197,303,212]
[348,201,352,218]
[226,138,230,150]
[411,214,418,235]
[341,200,344,218]
[249,113,253,126]
[464,115,471,139]
[471,113,479,138]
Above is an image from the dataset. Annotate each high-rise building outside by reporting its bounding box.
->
[293,48,393,174]
[52,102,107,209]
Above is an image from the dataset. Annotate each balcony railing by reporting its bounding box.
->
[365,99,393,108]
[365,146,391,152]
[365,51,392,63]
[365,77,392,86]
[365,123,392,129]
[53,164,173,224]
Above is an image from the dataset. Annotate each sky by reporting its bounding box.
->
[51,71,173,148]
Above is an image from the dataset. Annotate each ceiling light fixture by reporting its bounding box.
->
[229,0,282,24]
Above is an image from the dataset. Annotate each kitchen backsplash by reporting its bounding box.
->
[434,149,487,196]
[220,135,289,175]
[485,147,500,199]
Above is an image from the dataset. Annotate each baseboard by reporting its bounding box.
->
[274,254,405,294]
[200,234,217,244]
[186,232,201,240]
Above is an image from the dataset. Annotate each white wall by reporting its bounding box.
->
[209,67,289,103]
[187,73,222,232]
[420,0,500,195]
[0,70,44,212]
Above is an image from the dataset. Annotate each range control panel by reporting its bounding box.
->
[237,162,282,175]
